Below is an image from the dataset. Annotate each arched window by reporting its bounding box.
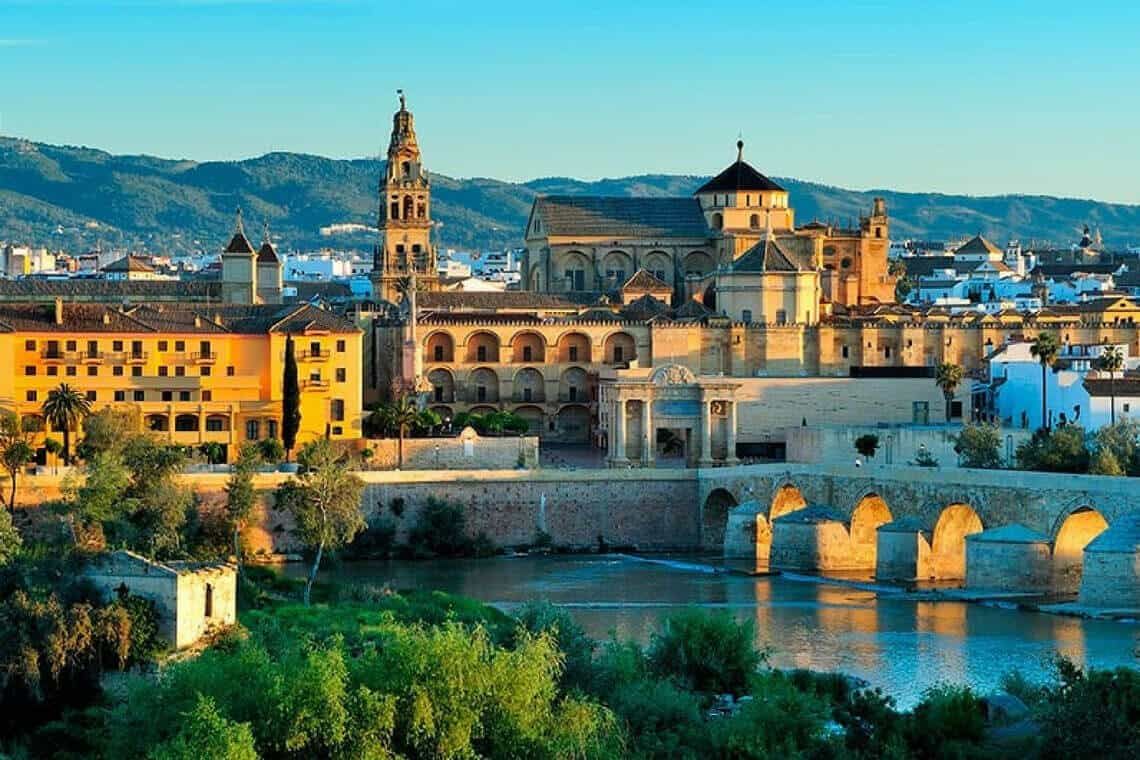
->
[750,213,760,229]
[712,212,723,230]
[401,160,411,177]
[403,195,414,219]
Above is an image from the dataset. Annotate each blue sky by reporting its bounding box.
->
[2,0,1139,202]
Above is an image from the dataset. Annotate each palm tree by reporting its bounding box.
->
[935,362,965,423]
[1030,332,1060,430]
[372,396,420,469]
[1097,345,1125,426]
[41,383,92,465]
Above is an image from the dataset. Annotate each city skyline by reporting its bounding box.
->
[2,0,1140,204]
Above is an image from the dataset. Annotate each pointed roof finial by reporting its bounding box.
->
[235,206,245,235]
[736,136,744,162]
[262,220,271,244]
[397,88,406,111]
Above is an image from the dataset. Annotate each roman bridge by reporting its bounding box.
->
[698,463,1140,609]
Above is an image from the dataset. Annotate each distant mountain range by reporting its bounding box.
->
[2,136,1139,257]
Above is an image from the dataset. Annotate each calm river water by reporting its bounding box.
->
[295,554,1139,707]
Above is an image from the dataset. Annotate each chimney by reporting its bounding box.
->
[193,315,201,328]
[54,297,63,325]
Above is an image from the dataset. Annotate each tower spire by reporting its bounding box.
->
[235,206,245,235]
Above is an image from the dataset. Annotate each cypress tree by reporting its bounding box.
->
[282,334,301,460]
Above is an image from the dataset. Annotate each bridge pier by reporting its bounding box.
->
[964,525,1053,594]
[1079,515,1140,610]
[770,506,865,573]
[723,501,770,571]
[874,519,931,581]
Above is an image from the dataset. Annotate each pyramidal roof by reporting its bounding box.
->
[955,234,1002,256]
[621,268,671,292]
[731,238,805,273]
[695,141,785,194]
[224,208,255,255]
[257,223,280,263]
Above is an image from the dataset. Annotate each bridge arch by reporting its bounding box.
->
[931,503,984,580]
[703,487,738,551]
[1051,505,1110,595]
[850,493,893,569]
[770,483,806,521]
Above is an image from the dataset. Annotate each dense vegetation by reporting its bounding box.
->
[5,136,1139,256]
[3,564,1139,759]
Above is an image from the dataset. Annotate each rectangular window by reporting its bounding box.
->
[310,341,321,357]
[24,340,35,351]
[202,390,212,401]
[336,339,346,353]
[336,368,346,383]
[158,340,168,352]
[113,366,124,377]
[776,309,788,325]
[523,346,533,362]
[87,340,98,356]
[206,417,224,432]
[114,391,125,402]
[65,340,77,352]
[179,391,191,401]
[477,346,487,362]
[86,390,96,402]
[742,309,752,324]
[159,366,169,377]
[1125,403,1132,413]
[174,340,185,352]
[569,387,579,401]
[569,346,578,362]
[523,388,532,402]
[842,345,849,359]
[66,366,76,376]
[613,346,623,363]
[47,366,57,376]
[112,340,123,352]
[199,340,211,358]
[25,390,36,402]
[201,366,211,377]
[175,366,185,377]
[131,340,143,357]
[332,426,343,435]
[133,390,145,401]
[331,399,345,422]
[227,366,235,377]
[24,366,35,376]
[246,420,260,441]
[950,400,963,419]
[434,345,444,361]
[162,391,173,402]
[434,386,444,402]
[477,386,487,402]
[88,365,99,377]
[131,366,141,377]
[267,420,278,439]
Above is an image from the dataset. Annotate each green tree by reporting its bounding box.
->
[1091,418,1140,475]
[1097,345,1125,426]
[935,362,965,423]
[44,437,62,475]
[0,507,21,565]
[257,437,285,465]
[275,439,365,605]
[0,411,35,512]
[78,406,142,460]
[372,396,421,469]
[854,433,879,459]
[41,383,92,465]
[225,443,261,573]
[953,423,1003,469]
[1089,447,1124,476]
[1030,332,1061,430]
[1016,425,1090,473]
[148,695,258,760]
[282,334,301,461]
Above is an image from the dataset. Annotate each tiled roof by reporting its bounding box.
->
[621,268,671,292]
[695,158,785,194]
[103,255,155,273]
[257,240,280,264]
[620,294,670,320]
[0,279,222,302]
[894,256,957,279]
[1032,262,1122,278]
[955,235,1002,256]
[418,291,582,311]
[673,298,713,320]
[532,196,709,238]
[0,302,358,335]
[731,239,807,273]
[224,232,255,255]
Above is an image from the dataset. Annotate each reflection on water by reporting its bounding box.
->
[295,554,1139,707]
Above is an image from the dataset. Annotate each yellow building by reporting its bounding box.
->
[0,299,362,462]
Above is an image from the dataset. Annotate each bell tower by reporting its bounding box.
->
[373,90,438,303]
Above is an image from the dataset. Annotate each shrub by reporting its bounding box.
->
[954,423,1004,469]
[407,497,472,558]
[1016,425,1090,473]
[903,684,986,758]
[514,601,596,691]
[854,434,879,459]
[708,672,831,758]
[1036,658,1140,759]
[257,438,285,465]
[647,609,762,696]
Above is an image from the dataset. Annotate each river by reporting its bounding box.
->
[294,554,1139,708]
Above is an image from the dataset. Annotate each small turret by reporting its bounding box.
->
[221,207,259,304]
[256,221,283,305]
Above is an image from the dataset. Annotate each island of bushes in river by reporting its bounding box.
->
[3,561,1140,759]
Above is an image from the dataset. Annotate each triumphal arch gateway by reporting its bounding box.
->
[600,364,741,467]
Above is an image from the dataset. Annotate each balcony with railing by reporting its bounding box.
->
[79,351,104,364]
[190,351,218,364]
[303,378,330,391]
[112,351,149,364]
[40,349,72,363]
